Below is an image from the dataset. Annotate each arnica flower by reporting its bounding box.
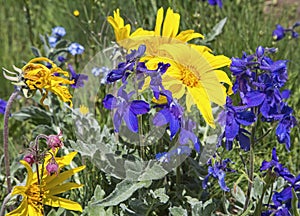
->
[2,57,74,108]
[147,43,231,128]
[7,151,85,216]
[0,98,7,114]
[73,10,80,17]
[68,42,85,55]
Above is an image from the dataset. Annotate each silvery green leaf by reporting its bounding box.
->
[169,206,188,216]
[203,17,227,43]
[151,188,169,203]
[231,185,246,205]
[92,179,152,207]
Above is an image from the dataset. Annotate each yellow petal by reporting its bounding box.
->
[6,199,28,216]
[215,70,233,96]
[20,160,33,188]
[154,7,164,36]
[45,166,85,190]
[44,195,83,212]
[162,8,180,38]
[11,186,27,197]
[48,182,83,196]
[188,86,215,128]
[28,204,43,216]
[176,30,204,42]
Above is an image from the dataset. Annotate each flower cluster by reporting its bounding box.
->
[207,0,223,8]
[218,46,296,151]
[261,148,300,215]
[272,22,300,41]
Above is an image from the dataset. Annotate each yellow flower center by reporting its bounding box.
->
[26,183,45,213]
[180,67,199,88]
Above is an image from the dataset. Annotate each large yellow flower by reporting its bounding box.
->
[146,43,231,128]
[3,57,74,108]
[6,152,85,216]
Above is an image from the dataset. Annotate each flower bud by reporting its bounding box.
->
[47,131,63,151]
[23,153,35,166]
[46,158,59,176]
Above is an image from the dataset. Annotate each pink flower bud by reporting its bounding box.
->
[47,130,63,151]
[46,158,59,176]
[23,154,35,166]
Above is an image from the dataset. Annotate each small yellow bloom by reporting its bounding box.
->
[7,151,85,216]
[79,104,89,115]
[73,10,80,17]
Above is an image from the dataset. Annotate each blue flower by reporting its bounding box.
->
[218,97,255,151]
[106,45,146,83]
[68,42,85,55]
[0,99,7,115]
[179,119,201,152]
[273,24,286,41]
[153,91,183,139]
[156,146,191,163]
[207,0,223,8]
[52,26,66,38]
[202,158,235,192]
[91,66,110,84]
[276,113,297,150]
[68,64,89,88]
[103,86,150,133]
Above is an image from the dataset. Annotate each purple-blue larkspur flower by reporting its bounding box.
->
[179,119,201,152]
[202,158,235,192]
[153,91,183,139]
[103,85,150,133]
[276,113,297,151]
[273,24,286,41]
[68,42,84,55]
[218,97,255,151]
[68,64,89,88]
[156,146,191,163]
[0,99,7,114]
[207,0,223,8]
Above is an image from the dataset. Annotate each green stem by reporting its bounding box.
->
[243,122,256,212]
[3,91,19,193]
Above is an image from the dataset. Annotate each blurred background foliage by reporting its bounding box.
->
[0,0,300,213]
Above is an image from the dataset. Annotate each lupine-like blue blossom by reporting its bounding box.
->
[229,46,296,150]
[207,0,223,8]
[68,42,85,55]
[137,62,170,99]
[68,64,89,88]
[202,158,235,192]
[260,148,300,215]
[179,119,201,152]
[272,22,300,41]
[156,146,192,163]
[103,85,150,133]
[153,91,183,139]
[106,45,146,83]
[0,99,7,114]
[217,97,255,151]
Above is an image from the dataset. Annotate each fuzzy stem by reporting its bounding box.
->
[0,192,11,216]
[3,91,19,193]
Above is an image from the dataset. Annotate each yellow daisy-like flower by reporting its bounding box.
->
[7,152,85,216]
[73,10,80,17]
[79,104,89,115]
[3,57,74,108]
[146,43,231,128]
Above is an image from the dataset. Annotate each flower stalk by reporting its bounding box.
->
[3,91,19,193]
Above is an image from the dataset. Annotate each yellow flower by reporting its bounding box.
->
[7,152,85,216]
[146,43,231,128]
[79,104,89,115]
[3,57,74,108]
[73,10,80,17]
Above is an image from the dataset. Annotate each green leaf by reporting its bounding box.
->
[203,17,227,43]
[92,179,152,207]
[151,188,169,203]
[292,188,300,216]
[169,206,188,216]
[31,46,42,57]
[12,106,52,125]
[231,185,246,205]
[82,185,108,216]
